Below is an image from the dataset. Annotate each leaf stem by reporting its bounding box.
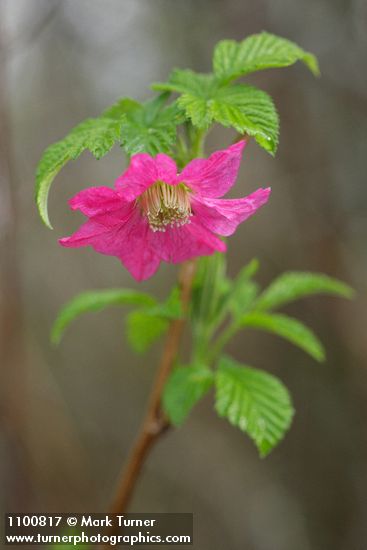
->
[208,321,239,365]
[190,127,206,158]
[106,260,197,519]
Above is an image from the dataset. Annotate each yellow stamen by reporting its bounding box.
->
[139,181,192,232]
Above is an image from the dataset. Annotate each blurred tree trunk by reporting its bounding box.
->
[0,18,31,510]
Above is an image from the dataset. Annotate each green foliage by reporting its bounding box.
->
[35,116,125,228]
[117,93,185,156]
[239,312,325,362]
[213,32,320,83]
[126,287,183,353]
[191,259,354,369]
[215,356,294,457]
[188,259,347,457]
[228,258,260,317]
[154,71,279,153]
[210,85,279,153]
[255,271,355,311]
[191,253,231,360]
[51,289,155,344]
[127,312,169,354]
[153,70,217,128]
[36,32,320,227]
[163,364,214,426]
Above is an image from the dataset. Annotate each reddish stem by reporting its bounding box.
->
[108,260,197,516]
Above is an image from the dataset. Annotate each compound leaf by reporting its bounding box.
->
[154,70,279,153]
[119,93,185,156]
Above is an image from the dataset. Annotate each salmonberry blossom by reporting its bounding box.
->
[60,140,270,281]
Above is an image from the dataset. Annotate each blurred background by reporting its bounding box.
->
[0,1,366,549]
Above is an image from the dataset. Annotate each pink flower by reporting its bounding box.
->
[60,141,270,281]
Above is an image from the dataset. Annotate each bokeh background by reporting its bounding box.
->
[1,1,366,549]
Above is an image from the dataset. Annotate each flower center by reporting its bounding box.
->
[139,181,192,232]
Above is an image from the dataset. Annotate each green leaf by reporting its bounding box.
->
[51,289,155,344]
[255,271,355,311]
[119,93,185,156]
[154,70,279,153]
[36,114,126,228]
[223,259,261,321]
[230,281,259,319]
[151,286,183,320]
[163,364,214,426]
[236,258,260,281]
[154,69,220,129]
[215,356,294,457]
[126,287,183,353]
[239,312,325,362]
[213,32,320,83]
[154,69,217,97]
[211,85,279,153]
[229,258,260,317]
[127,311,169,354]
[102,97,141,119]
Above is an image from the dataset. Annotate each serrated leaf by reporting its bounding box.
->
[120,93,185,156]
[239,312,325,362]
[102,97,141,119]
[127,311,169,354]
[213,32,320,83]
[154,69,217,97]
[255,272,355,311]
[154,69,279,153]
[215,356,294,457]
[154,70,220,130]
[163,364,214,426]
[51,289,155,344]
[211,85,279,153]
[36,115,126,228]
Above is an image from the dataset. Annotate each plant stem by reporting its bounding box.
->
[107,260,197,516]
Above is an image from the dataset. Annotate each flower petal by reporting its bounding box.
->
[60,208,161,281]
[115,209,161,281]
[115,153,178,200]
[179,140,246,198]
[68,186,133,226]
[151,217,226,263]
[192,187,271,236]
